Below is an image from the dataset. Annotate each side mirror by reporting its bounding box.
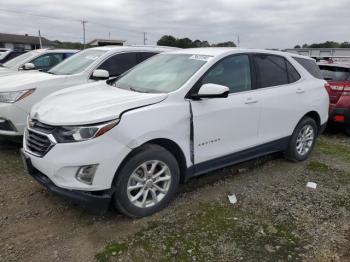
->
[92,69,110,80]
[22,63,35,70]
[191,83,230,99]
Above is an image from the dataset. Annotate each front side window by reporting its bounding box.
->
[136,52,158,63]
[97,53,138,77]
[31,54,51,69]
[31,53,65,71]
[48,49,106,75]
[201,55,252,93]
[254,55,289,88]
[114,54,208,93]
[319,65,350,81]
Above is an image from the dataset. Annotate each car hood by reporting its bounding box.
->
[31,82,168,126]
[0,71,62,91]
[0,67,19,77]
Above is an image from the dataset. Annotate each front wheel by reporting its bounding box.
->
[113,144,180,218]
[284,117,318,162]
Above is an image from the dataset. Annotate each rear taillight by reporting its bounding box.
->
[343,86,350,96]
[329,85,344,91]
[326,83,350,96]
[334,115,345,122]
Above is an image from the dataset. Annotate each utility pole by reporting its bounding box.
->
[38,30,42,49]
[81,20,87,49]
[109,32,111,40]
[143,32,147,45]
[237,34,240,47]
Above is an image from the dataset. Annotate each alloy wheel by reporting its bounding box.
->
[296,124,315,156]
[127,160,172,208]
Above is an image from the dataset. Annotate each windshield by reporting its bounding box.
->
[3,51,37,69]
[319,65,350,81]
[114,54,208,93]
[48,49,106,75]
[0,50,9,60]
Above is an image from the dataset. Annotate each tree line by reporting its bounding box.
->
[294,41,350,49]
[157,35,236,48]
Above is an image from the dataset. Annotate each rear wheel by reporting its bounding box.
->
[284,117,318,162]
[113,144,180,218]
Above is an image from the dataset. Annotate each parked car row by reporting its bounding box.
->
[0,48,27,64]
[0,46,173,136]
[0,46,329,217]
[0,48,78,77]
[0,46,330,217]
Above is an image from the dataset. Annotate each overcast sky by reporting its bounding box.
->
[0,0,349,49]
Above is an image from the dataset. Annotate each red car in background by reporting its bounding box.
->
[318,61,350,136]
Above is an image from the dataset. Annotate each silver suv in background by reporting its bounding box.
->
[0,46,175,136]
[0,49,78,76]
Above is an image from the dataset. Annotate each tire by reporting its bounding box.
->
[284,117,318,162]
[113,144,180,218]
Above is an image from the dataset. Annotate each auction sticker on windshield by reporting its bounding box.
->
[189,55,213,61]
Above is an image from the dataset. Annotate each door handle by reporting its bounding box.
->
[244,97,258,104]
[296,88,305,94]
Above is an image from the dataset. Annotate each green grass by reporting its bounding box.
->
[316,138,350,162]
[306,161,331,173]
[95,204,305,262]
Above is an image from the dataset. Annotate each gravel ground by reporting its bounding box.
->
[0,131,349,262]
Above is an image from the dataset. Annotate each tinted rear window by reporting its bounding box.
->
[293,57,323,79]
[319,65,350,82]
[254,54,300,88]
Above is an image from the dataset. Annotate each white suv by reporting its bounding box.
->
[22,48,329,217]
[0,46,173,136]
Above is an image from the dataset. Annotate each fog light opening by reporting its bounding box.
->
[76,164,98,185]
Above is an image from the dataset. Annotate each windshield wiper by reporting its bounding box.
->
[129,87,154,93]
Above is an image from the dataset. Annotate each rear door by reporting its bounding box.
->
[191,54,261,164]
[253,54,303,143]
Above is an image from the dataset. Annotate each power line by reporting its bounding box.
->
[0,8,80,22]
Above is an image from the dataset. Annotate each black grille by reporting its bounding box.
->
[26,130,53,157]
[30,120,56,133]
[0,119,16,132]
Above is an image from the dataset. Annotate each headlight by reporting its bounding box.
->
[53,120,119,143]
[0,89,35,103]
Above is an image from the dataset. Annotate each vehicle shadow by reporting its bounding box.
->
[179,154,279,195]
[324,122,349,137]
[0,136,22,150]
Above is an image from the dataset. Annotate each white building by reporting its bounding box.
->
[0,33,55,50]
[285,48,350,62]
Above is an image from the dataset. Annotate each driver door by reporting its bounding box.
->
[190,54,261,165]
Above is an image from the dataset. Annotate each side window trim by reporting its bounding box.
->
[186,53,257,98]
